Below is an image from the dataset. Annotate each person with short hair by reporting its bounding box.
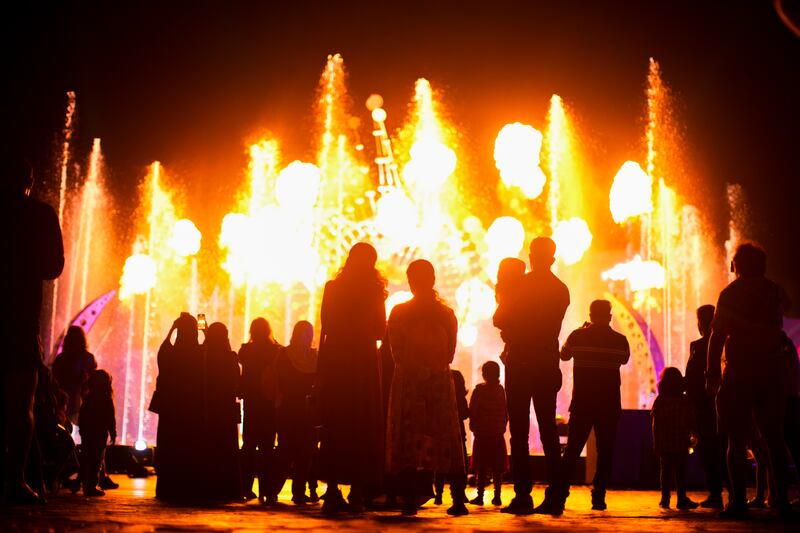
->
[493,237,570,515]
[706,243,792,519]
[652,367,698,510]
[684,304,726,509]
[1,156,64,505]
[78,369,116,497]
[468,360,508,507]
[555,300,630,511]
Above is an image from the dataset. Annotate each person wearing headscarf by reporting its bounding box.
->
[317,242,387,514]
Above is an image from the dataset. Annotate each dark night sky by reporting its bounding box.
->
[3,0,800,308]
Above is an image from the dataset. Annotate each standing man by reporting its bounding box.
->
[706,243,791,520]
[555,300,630,512]
[0,157,64,504]
[684,305,726,509]
[494,237,569,515]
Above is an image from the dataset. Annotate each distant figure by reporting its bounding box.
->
[52,326,97,425]
[386,259,467,516]
[78,370,116,496]
[468,361,508,507]
[151,313,204,501]
[201,322,242,502]
[493,237,569,515]
[782,334,800,481]
[555,300,630,511]
[32,365,75,495]
[494,258,526,365]
[275,320,318,504]
[684,304,726,509]
[652,367,697,510]
[317,242,386,514]
[237,317,281,503]
[434,368,469,506]
[1,156,64,505]
[706,243,792,519]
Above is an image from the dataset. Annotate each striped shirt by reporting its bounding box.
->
[561,323,630,412]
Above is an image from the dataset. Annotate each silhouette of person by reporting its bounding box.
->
[274,320,317,504]
[1,156,64,505]
[684,304,726,509]
[433,368,469,506]
[386,259,467,516]
[493,237,569,515]
[782,334,800,483]
[652,367,698,510]
[555,300,630,511]
[151,313,204,501]
[52,326,97,425]
[237,317,281,503]
[706,243,792,519]
[495,258,526,365]
[468,361,508,507]
[317,242,386,514]
[78,369,116,497]
[201,322,242,502]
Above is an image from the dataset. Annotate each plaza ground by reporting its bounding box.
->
[3,476,799,532]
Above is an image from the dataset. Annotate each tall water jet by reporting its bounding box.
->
[545,94,591,266]
[47,91,76,357]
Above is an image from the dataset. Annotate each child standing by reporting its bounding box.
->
[651,367,698,510]
[468,361,508,506]
[78,369,116,496]
[493,258,526,365]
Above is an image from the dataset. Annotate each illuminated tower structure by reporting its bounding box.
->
[366,94,403,194]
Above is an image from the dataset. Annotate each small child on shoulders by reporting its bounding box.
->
[494,258,526,365]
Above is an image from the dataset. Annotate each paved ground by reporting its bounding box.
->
[2,477,798,532]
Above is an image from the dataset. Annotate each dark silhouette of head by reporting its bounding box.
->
[482,360,501,384]
[658,366,684,397]
[497,257,526,286]
[529,237,556,271]
[249,317,275,344]
[63,325,88,352]
[87,369,113,398]
[1,155,34,195]
[204,322,231,353]
[696,304,715,337]
[343,242,378,273]
[732,243,767,277]
[337,242,387,296]
[175,312,199,345]
[407,259,436,298]
[290,320,314,350]
[589,300,612,326]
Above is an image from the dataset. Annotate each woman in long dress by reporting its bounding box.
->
[237,318,281,502]
[152,313,204,501]
[275,320,318,504]
[201,322,242,501]
[386,259,467,516]
[317,242,387,514]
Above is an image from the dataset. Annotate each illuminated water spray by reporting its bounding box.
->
[47,91,76,356]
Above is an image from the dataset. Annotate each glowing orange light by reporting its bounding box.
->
[119,253,157,300]
[601,255,665,292]
[494,122,546,199]
[610,161,653,223]
[552,217,592,265]
[168,219,202,257]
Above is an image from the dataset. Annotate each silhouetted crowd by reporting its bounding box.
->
[2,157,799,521]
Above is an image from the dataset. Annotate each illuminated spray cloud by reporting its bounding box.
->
[82,54,731,444]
